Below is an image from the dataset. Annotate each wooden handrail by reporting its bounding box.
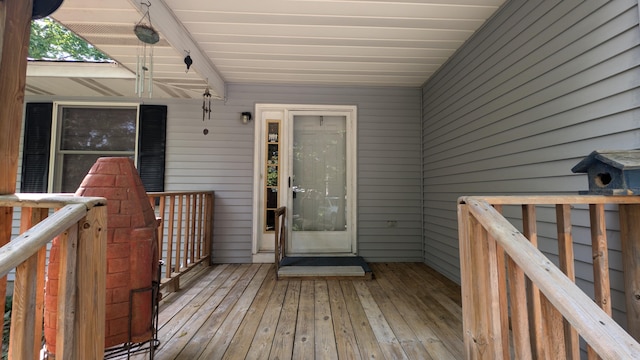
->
[0,193,107,360]
[148,191,214,293]
[458,195,640,359]
[0,203,85,277]
[274,206,286,278]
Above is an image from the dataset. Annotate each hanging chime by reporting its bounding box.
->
[202,87,212,121]
[134,2,160,97]
[202,86,212,135]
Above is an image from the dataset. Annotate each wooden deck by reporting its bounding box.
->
[128,262,463,360]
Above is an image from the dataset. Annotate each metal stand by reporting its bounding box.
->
[104,263,161,360]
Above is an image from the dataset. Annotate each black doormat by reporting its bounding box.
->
[279,256,372,274]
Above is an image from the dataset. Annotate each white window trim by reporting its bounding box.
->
[48,101,141,192]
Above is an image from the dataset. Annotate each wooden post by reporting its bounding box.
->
[75,204,107,359]
[457,202,475,358]
[556,204,580,359]
[619,204,640,341]
[0,1,33,355]
[0,0,32,194]
[55,223,79,360]
[522,204,547,359]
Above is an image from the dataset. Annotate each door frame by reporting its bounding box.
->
[251,104,358,263]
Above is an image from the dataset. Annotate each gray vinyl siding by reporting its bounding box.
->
[20,84,422,263]
[422,0,640,330]
[225,84,423,262]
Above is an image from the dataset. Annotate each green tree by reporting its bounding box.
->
[29,18,110,61]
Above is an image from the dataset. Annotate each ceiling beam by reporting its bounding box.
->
[127,0,225,98]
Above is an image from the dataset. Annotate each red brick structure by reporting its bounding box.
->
[44,157,159,355]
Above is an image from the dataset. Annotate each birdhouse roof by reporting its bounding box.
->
[572,150,640,173]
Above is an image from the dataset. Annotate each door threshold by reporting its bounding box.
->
[277,256,372,280]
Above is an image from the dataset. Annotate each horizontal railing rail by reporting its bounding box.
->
[458,195,640,359]
[147,191,214,293]
[0,193,106,360]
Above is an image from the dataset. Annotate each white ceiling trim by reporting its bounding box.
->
[26,61,135,79]
[127,0,226,98]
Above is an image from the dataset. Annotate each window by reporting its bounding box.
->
[53,104,138,192]
[21,102,167,194]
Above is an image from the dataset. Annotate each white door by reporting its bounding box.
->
[252,105,357,261]
[288,112,354,255]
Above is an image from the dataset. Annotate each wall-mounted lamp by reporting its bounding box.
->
[241,112,252,124]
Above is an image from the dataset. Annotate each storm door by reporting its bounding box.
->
[252,104,357,262]
[287,113,354,254]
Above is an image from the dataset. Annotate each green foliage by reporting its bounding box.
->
[2,296,10,360]
[29,18,110,61]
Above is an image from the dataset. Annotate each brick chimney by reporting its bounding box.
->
[44,157,159,355]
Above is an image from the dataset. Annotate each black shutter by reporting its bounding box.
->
[21,103,53,193]
[138,105,167,192]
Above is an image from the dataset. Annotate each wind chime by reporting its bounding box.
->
[202,85,212,135]
[134,1,159,97]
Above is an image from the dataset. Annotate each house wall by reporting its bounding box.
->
[422,0,640,329]
[21,84,422,264]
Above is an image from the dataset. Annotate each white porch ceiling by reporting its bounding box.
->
[27,0,506,99]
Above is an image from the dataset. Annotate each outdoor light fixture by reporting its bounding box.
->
[241,112,252,124]
[202,87,212,121]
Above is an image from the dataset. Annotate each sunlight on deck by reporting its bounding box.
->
[126,262,462,360]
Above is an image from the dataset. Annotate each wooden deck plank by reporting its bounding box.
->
[244,276,289,359]
[197,263,272,359]
[137,262,464,360]
[340,280,386,359]
[292,280,315,359]
[384,263,465,359]
[268,280,301,360]
[327,280,362,359]
[412,263,463,319]
[370,263,458,359]
[153,264,252,359]
[222,266,277,360]
[157,263,229,325]
[178,264,262,359]
[396,264,464,336]
[314,281,339,360]
[353,280,410,360]
[365,279,434,360]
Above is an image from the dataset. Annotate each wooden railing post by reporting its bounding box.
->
[522,204,546,359]
[9,207,48,360]
[274,206,286,279]
[55,223,79,360]
[463,197,640,359]
[205,192,214,265]
[148,191,214,293]
[619,204,640,341]
[75,204,107,359]
[457,202,475,358]
[458,202,506,359]
[556,204,579,359]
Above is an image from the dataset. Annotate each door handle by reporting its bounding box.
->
[289,177,296,198]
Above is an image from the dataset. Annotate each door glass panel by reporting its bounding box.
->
[264,120,280,231]
[292,115,346,232]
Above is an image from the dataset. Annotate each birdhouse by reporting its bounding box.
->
[571,150,640,195]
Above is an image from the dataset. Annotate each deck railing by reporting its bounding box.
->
[0,193,106,360]
[147,191,214,293]
[458,195,640,359]
[274,206,286,278]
